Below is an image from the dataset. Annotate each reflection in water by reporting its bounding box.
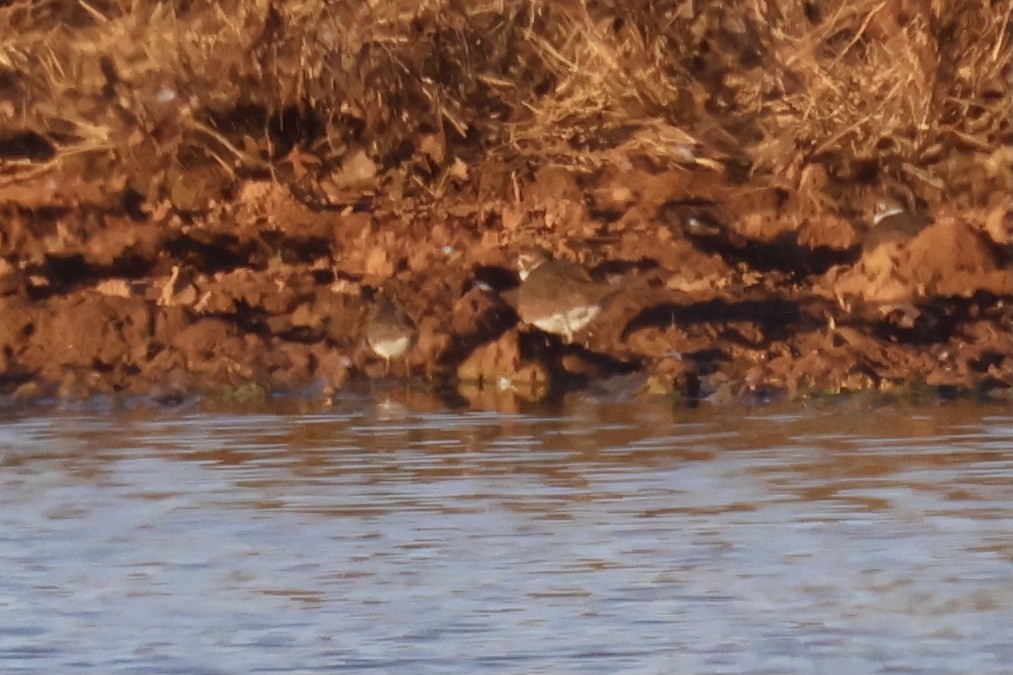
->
[0,396,1010,673]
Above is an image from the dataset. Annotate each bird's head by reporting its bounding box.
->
[515,247,552,281]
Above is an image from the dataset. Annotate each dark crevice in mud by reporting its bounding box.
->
[682,348,730,371]
[203,104,325,166]
[587,206,626,224]
[164,234,262,274]
[471,265,520,293]
[689,231,858,277]
[0,131,56,161]
[714,325,770,349]
[107,252,156,279]
[221,303,273,337]
[207,302,336,348]
[868,294,1013,347]
[274,326,325,345]
[521,331,643,376]
[258,232,333,264]
[24,251,157,300]
[622,298,808,341]
[267,107,326,160]
[91,358,115,373]
[309,268,337,285]
[866,319,943,347]
[984,240,1012,267]
[852,359,886,385]
[969,350,1005,373]
[25,254,90,299]
[0,362,35,390]
[660,198,857,276]
[121,188,149,222]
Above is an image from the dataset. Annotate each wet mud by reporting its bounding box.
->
[0,164,1009,406]
[0,1,1009,406]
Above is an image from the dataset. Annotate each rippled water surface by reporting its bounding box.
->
[1,393,1011,674]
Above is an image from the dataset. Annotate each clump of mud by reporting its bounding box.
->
[0,0,1009,406]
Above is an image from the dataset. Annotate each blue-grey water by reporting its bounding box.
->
[0,392,1010,674]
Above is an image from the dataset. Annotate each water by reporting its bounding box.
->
[0,393,1010,674]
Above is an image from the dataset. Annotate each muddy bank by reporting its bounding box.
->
[0,1,1009,405]
[0,164,1009,405]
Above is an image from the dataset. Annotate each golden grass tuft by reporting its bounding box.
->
[0,0,1008,211]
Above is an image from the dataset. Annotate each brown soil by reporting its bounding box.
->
[0,1,1009,405]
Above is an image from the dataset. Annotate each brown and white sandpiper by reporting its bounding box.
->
[366,294,417,374]
[863,195,932,252]
[515,248,618,343]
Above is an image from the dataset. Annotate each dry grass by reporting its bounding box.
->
[0,0,1009,211]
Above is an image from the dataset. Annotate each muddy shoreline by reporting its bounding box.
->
[1,163,1009,407]
[0,1,1009,406]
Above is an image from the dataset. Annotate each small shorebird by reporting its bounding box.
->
[515,248,619,343]
[863,195,932,252]
[366,294,417,375]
